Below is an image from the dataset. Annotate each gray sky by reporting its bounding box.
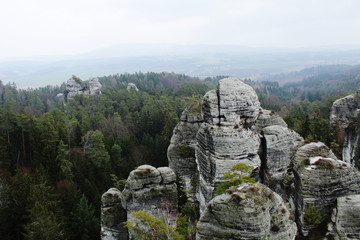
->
[1,0,360,59]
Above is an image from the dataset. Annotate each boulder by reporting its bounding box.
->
[291,142,337,169]
[65,76,102,99]
[218,77,260,126]
[293,149,360,237]
[196,182,297,240]
[101,188,128,240]
[121,165,178,227]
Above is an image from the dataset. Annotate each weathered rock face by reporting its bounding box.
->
[101,188,128,240]
[66,76,102,99]
[327,194,360,240]
[292,142,337,169]
[330,90,360,167]
[121,165,178,227]
[255,108,287,133]
[167,103,203,194]
[292,144,360,237]
[196,182,297,240]
[218,78,260,126]
[261,125,303,191]
[196,78,262,211]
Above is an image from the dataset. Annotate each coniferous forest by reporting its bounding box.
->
[0,70,358,239]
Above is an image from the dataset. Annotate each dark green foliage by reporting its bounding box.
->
[24,179,67,240]
[70,194,99,240]
[0,169,32,240]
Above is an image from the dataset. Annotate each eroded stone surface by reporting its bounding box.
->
[327,194,360,240]
[121,165,178,228]
[330,90,360,167]
[292,142,337,169]
[168,103,203,194]
[196,182,297,240]
[196,123,261,211]
[218,77,260,126]
[255,108,287,133]
[66,76,102,99]
[101,188,128,240]
[262,125,303,191]
[293,152,360,237]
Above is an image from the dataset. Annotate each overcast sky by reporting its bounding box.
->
[1,0,360,59]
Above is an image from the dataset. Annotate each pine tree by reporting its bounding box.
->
[70,194,99,240]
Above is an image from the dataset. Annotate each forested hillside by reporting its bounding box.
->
[0,72,219,240]
[0,69,359,239]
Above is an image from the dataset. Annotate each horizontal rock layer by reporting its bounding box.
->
[167,103,203,194]
[101,188,128,240]
[196,182,297,240]
[328,194,360,240]
[293,145,360,236]
[122,165,178,228]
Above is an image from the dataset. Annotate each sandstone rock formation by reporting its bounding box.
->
[292,143,360,237]
[102,78,360,240]
[255,108,287,133]
[101,188,128,240]
[126,83,139,92]
[65,76,102,99]
[330,90,360,167]
[261,125,303,191]
[196,78,262,211]
[196,182,297,240]
[327,194,360,240]
[121,165,178,227]
[167,103,203,194]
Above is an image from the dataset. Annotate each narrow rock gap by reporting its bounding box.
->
[259,131,267,184]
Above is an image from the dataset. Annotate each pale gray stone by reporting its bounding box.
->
[101,188,128,240]
[167,103,203,195]
[122,165,178,232]
[196,182,297,240]
[126,83,139,92]
[218,77,260,126]
[327,194,360,240]
[65,76,102,99]
[255,108,287,132]
[330,90,360,166]
[293,149,360,237]
[262,125,303,191]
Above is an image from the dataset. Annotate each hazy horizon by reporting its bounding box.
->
[1,0,360,59]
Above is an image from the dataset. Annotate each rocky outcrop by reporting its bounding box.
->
[122,165,178,228]
[126,83,139,92]
[196,182,297,240]
[330,90,360,167]
[167,103,203,194]
[327,194,360,240]
[196,78,262,211]
[101,188,128,240]
[292,143,360,237]
[65,76,102,99]
[261,125,303,192]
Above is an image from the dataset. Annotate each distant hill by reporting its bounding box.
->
[2,44,360,88]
